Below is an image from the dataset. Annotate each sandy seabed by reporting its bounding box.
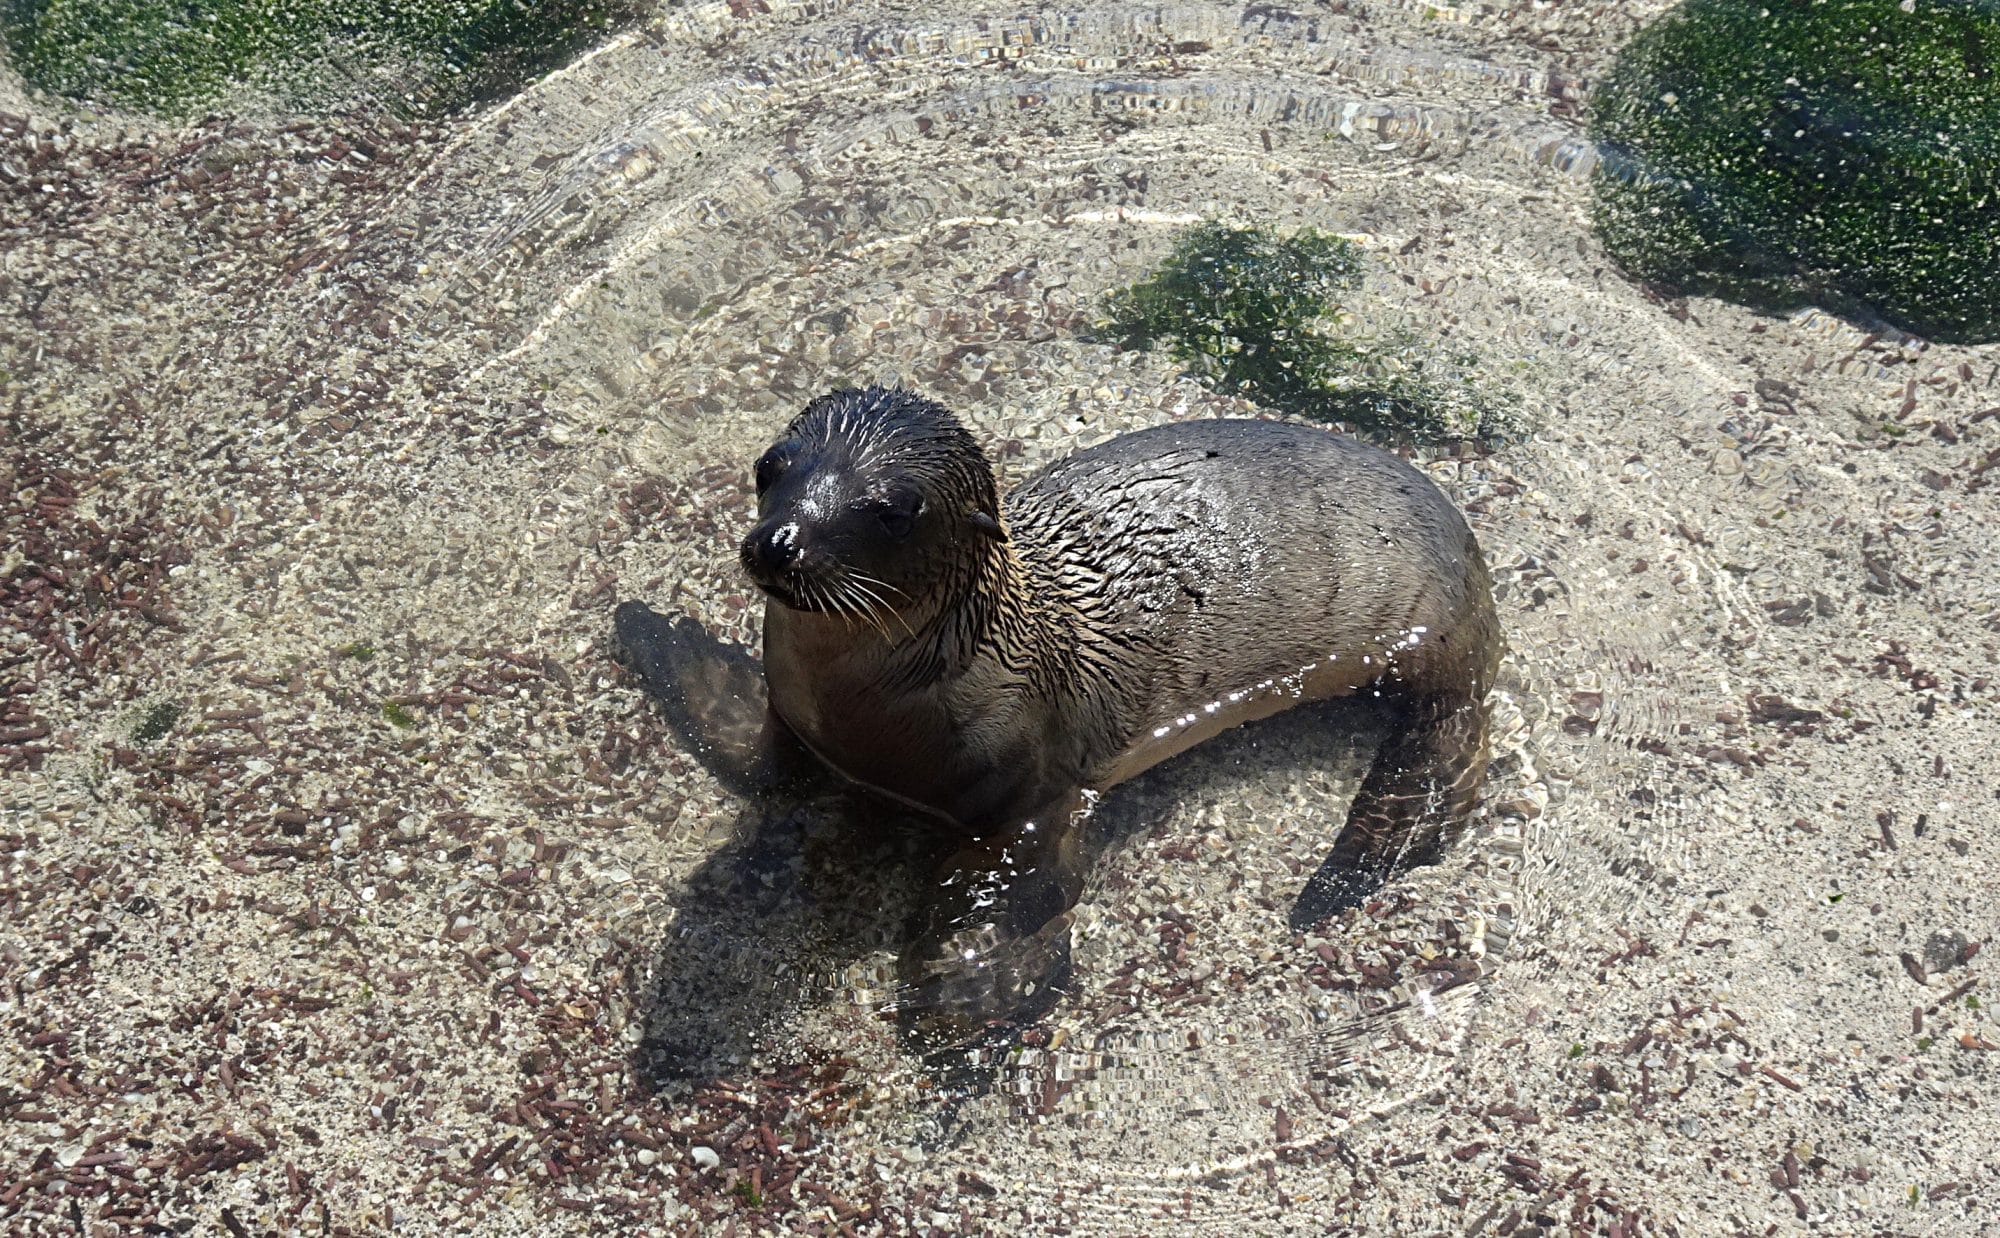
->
[3,1,1996,1233]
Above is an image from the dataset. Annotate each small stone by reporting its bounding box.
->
[1923,930,1969,975]
[690,1146,720,1170]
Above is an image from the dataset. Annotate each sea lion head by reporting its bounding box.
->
[740,387,1007,620]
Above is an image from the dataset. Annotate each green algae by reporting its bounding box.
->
[1591,0,2000,343]
[132,699,180,743]
[0,0,647,118]
[1101,221,1520,444]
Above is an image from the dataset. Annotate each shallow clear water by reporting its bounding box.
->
[10,0,1997,1231]
[407,0,1720,1189]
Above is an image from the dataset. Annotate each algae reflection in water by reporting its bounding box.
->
[1591,0,2000,343]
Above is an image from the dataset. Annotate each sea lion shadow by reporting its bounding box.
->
[617,608,1418,1089]
[627,787,934,1090]
[627,760,1112,1089]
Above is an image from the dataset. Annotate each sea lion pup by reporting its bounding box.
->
[616,385,1500,1036]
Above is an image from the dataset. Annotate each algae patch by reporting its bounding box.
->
[1101,221,1521,444]
[1591,0,2000,343]
[0,0,648,117]
[131,700,181,743]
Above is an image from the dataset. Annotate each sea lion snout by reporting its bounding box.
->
[741,520,811,600]
[743,520,803,572]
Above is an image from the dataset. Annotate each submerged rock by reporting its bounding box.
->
[1591,0,2000,343]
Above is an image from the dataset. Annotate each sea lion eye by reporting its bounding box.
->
[875,489,923,540]
[754,447,790,495]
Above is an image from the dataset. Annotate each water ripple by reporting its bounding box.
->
[415,0,1727,1199]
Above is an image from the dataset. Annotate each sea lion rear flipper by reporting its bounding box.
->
[1289,693,1490,930]
[613,600,819,799]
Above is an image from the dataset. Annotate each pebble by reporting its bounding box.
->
[1923,930,1968,975]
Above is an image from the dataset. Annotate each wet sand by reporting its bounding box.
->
[3,1,1995,1232]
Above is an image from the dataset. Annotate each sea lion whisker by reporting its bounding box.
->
[842,575,917,640]
[816,573,873,636]
[846,571,912,601]
[794,577,825,623]
[840,575,894,614]
[803,577,856,631]
[829,583,869,635]
[832,576,898,642]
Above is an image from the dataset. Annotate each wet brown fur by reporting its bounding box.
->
[748,388,1501,909]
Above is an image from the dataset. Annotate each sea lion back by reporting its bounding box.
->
[1005,418,1494,760]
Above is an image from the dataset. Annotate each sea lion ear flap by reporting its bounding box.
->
[968,509,1008,542]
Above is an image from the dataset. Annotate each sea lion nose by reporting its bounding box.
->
[742,522,802,575]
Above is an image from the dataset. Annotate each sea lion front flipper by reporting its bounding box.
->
[896,791,1092,1050]
[1289,693,1490,930]
[613,600,819,800]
